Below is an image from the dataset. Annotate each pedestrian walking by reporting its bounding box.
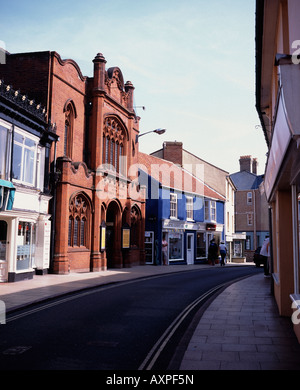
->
[162,234,168,265]
[260,235,270,276]
[208,238,218,266]
[219,241,227,266]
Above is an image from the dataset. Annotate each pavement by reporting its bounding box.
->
[1,262,300,371]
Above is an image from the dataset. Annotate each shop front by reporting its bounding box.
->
[262,57,300,333]
[0,188,52,282]
[161,219,223,265]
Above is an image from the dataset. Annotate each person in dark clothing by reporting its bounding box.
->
[208,238,218,266]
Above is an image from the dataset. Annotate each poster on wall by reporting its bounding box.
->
[100,221,106,252]
[122,224,130,249]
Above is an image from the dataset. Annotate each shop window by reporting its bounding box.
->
[196,232,206,258]
[68,193,90,248]
[233,240,243,257]
[169,233,183,260]
[17,222,36,271]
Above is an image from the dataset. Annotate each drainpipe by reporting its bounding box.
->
[50,136,58,272]
[253,189,257,251]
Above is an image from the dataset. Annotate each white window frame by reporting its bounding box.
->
[12,128,39,187]
[205,199,216,222]
[247,192,253,205]
[170,193,178,219]
[0,119,12,181]
[186,196,194,220]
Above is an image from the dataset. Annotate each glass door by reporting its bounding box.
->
[186,233,194,265]
[145,232,154,264]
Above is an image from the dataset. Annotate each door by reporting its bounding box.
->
[186,233,194,265]
[145,232,154,264]
[0,220,8,282]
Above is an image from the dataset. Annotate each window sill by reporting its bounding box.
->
[68,247,90,252]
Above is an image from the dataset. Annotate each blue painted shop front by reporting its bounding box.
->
[142,176,225,266]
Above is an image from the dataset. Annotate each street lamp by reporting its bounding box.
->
[135,128,166,143]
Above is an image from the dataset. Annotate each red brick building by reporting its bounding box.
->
[0,51,145,273]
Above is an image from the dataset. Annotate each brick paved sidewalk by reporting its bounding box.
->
[180,274,300,370]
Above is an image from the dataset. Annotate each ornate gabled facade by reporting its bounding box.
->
[0,51,145,274]
[0,79,58,282]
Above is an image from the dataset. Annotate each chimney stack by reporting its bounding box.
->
[163,141,183,166]
[239,155,259,174]
[252,158,258,175]
[239,155,252,172]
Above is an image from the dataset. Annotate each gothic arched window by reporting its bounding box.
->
[102,117,126,172]
[64,101,76,158]
[68,193,91,248]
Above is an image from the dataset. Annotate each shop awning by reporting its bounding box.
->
[0,179,15,189]
[0,179,16,211]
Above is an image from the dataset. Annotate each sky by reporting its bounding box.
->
[1,0,267,175]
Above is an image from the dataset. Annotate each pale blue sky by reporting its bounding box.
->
[1,0,267,174]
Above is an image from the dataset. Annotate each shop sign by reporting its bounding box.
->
[206,223,216,231]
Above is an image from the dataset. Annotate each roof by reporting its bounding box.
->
[138,152,225,201]
[229,170,264,190]
[150,146,229,174]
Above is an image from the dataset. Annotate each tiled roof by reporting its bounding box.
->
[138,152,225,201]
[229,170,264,190]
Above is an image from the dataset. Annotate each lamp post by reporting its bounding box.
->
[135,128,166,143]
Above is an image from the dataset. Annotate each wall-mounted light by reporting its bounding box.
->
[136,128,166,143]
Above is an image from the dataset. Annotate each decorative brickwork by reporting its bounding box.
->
[0,51,145,273]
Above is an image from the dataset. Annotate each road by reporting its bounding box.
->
[0,266,261,370]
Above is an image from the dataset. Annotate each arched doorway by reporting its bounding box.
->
[106,200,121,268]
